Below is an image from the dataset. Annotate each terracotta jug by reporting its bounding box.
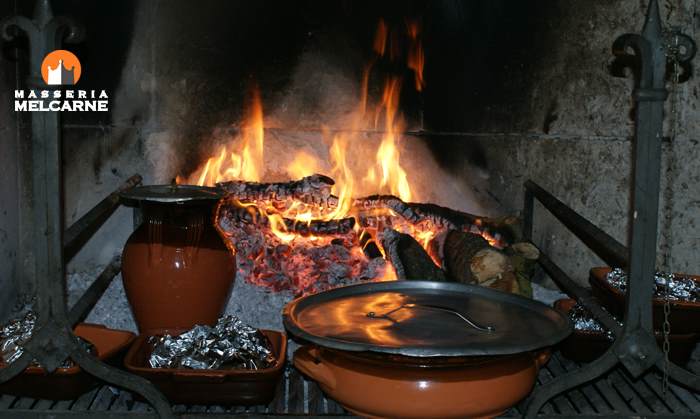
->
[121,185,235,335]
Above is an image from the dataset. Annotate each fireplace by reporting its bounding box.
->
[1,0,700,417]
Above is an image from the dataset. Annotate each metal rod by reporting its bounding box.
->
[536,249,622,335]
[142,123,630,142]
[522,186,534,241]
[70,350,174,419]
[63,174,142,261]
[614,0,667,376]
[524,180,628,268]
[525,349,619,417]
[67,254,121,326]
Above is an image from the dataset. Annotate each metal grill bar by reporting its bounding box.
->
[2,353,698,417]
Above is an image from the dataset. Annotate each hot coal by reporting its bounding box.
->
[214,176,512,295]
[148,315,274,370]
[222,217,389,295]
[606,268,700,302]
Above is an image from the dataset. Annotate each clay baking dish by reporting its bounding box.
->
[294,345,550,419]
[590,267,700,334]
[0,323,136,400]
[124,329,286,405]
[554,298,697,365]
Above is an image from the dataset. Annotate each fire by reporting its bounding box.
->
[177,19,446,293]
[187,88,265,186]
[406,20,425,91]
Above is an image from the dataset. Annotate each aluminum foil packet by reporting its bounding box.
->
[148,315,275,370]
[606,268,700,302]
[1,311,95,368]
[0,311,36,364]
[568,303,614,341]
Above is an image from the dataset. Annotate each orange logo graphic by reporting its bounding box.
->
[41,50,81,85]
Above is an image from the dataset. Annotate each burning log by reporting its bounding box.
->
[359,230,383,259]
[216,197,355,236]
[353,195,519,244]
[217,174,335,206]
[381,229,447,281]
[438,230,511,285]
[216,176,519,245]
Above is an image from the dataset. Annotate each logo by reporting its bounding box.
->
[14,49,109,112]
[41,50,82,85]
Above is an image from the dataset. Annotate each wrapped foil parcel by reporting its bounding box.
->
[606,268,699,302]
[567,303,614,341]
[0,311,37,364]
[1,311,95,368]
[148,315,274,370]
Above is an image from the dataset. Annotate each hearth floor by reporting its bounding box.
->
[1,352,699,418]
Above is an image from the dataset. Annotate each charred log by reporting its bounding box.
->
[215,197,355,236]
[359,230,383,259]
[217,174,336,206]
[381,229,447,281]
[353,195,519,243]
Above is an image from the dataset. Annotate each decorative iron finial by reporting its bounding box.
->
[642,0,662,41]
[33,0,54,27]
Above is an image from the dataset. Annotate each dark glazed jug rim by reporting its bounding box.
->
[120,184,225,206]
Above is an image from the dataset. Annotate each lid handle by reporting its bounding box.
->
[367,303,496,333]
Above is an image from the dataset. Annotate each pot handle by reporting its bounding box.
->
[534,349,552,370]
[293,346,336,391]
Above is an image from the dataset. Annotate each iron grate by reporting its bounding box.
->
[1,352,699,417]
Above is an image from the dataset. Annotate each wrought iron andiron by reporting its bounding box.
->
[525,0,697,416]
[0,1,174,417]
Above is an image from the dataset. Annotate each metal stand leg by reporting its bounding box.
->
[1,2,173,417]
[523,1,699,415]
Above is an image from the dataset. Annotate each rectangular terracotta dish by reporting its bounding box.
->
[124,329,286,405]
[590,267,700,334]
[0,323,136,400]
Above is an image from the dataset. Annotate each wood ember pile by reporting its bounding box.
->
[214,174,535,297]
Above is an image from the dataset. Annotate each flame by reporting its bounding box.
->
[373,19,388,56]
[406,20,425,91]
[185,88,265,186]
[372,77,411,202]
[286,150,321,179]
[177,19,457,293]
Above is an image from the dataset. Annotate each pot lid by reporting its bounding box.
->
[120,184,225,205]
[283,281,572,357]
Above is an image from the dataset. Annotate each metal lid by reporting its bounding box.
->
[120,184,225,205]
[283,281,572,357]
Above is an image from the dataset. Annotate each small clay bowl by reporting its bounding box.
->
[554,298,697,365]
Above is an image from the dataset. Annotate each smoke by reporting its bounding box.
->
[111,3,492,216]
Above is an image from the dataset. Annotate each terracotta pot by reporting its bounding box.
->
[589,267,700,334]
[0,324,135,400]
[554,298,698,365]
[124,329,286,405]
[294,346,550,419]
[122,201,236,334]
